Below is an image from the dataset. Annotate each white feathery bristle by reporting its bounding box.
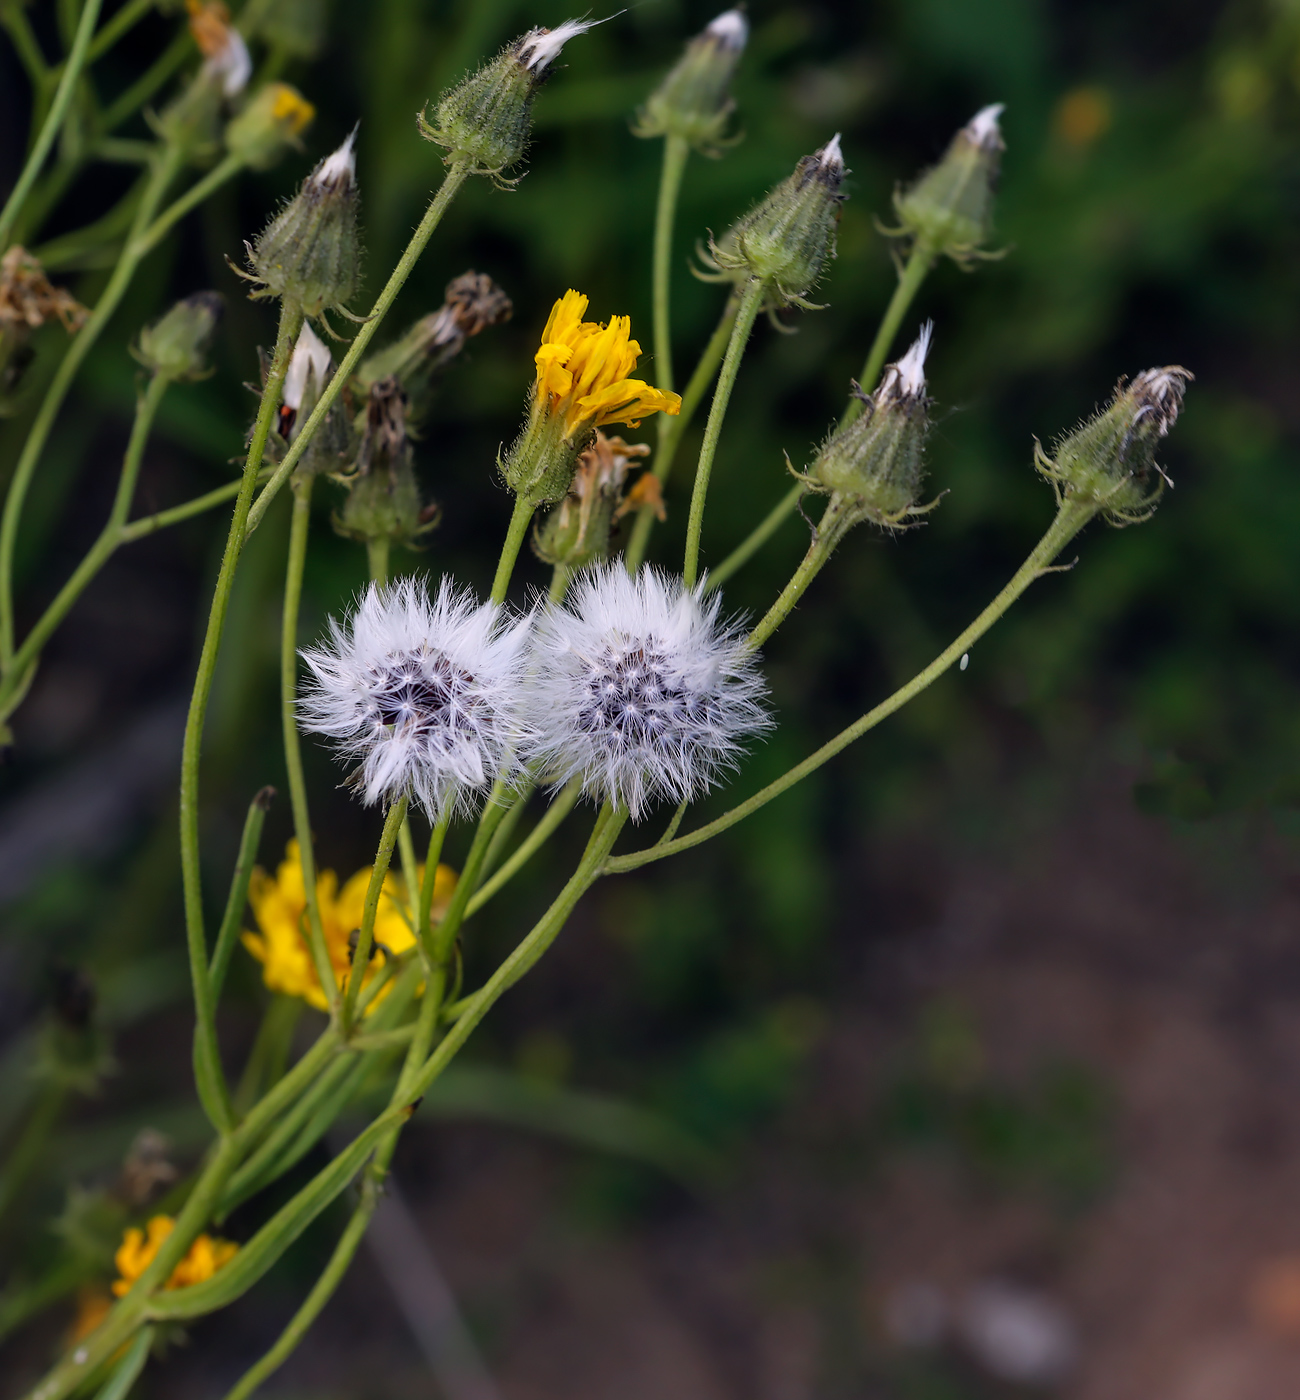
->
[283,322,333,413]
[518,19,597,73]
[298,578,532,820]
[816,132,844,173]
[705,9,748,49]
[520,564,770,821]
[1130,365,1192,436]
[894,322,933,398]
[312,128,357,189]
[204,27,251,97]
[965,103,1005,148]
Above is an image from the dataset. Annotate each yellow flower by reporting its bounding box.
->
[534,290,681,438]
[112,1216,238,1298]
[242,840,457,1011]
[270,83,315,136]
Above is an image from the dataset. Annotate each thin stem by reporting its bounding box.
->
[706,481,805,592]
[210,787,276,999]
[131,153,246,260]
[417,812,452,954]
[97,30,190,135]
[366,536,390,587]
[246,162,472,536]
[548,562,571,602]
[682,278,765,588]
[2,10,50,92]
[744,507,844,650]
[843,241,933,429]
[608,499,1098,873]
[490,492,534,605]
[179,300,303,1134]
[466,778,582,918]
[341,798,409,1031]
[0,0,103,251]
[280,476,336,1005]
[91,1325,152,1400]
[652,133,690,395]
[624,290,739,573]
[87,0,156,61]
[118,470,273,543]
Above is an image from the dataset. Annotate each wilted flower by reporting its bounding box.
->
[533,431,653,568]
[113,1216,238,1297]
[522,564,770,820]
[299,578,531,817]
[634,9,748,154]
[0,247,87,403]
[187,0,251,97]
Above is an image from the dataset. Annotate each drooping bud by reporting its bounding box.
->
[244,130,361,319]
[333,377,437,549]
[634,9,748,154]
[352,271,513,423]
[1036,367,1192,522]
[533,432,653,568]
[894,104,1004,264]
[419,20,596,179]
[703,136,846,309]
[805,323,935,529]
[225,82,315,169]
[134,292,224,382]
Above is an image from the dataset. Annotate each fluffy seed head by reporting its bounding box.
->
[522,565,770,820]
[299,578,530,818]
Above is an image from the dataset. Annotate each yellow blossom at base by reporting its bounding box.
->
[112,1216,238,1298]
[242,840,457,1011]
[534,290,681,437]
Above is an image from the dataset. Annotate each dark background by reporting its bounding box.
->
[2,1,1300,1396]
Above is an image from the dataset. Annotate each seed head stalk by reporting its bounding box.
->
[651,132,690,396]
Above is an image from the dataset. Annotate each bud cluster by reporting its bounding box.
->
[634,9,748,154]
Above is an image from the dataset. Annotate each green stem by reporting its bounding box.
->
[548,562,571,602]
[624,290,739,573]
[706,481,806,593]
[209,786,275,999]
[280,476,336,1006]
[744,503,848,650]
[466,778,582,918]
[490,492,534,605]
[246,161,472,536]
[366,536,389,587]
[97,30,191,136]
[118,471,272,543]
[2,10,50,92]
[0,0,103,251]
[131,153,246,261]
[608,499,1097,873]
[682,278,765,588]
[0,143,182,666]
[341,797,409,1032]
[86,0,157,61]
[179,300,303,1134]
[90,1326,152,1400]
[233,994,302,1116]
[416,812,452,954]
[843,240,933,428]
[651,133,690,395]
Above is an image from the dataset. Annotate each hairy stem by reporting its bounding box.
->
[490,492,534,605]
[341,798,409,1031]
[651,133,690,395]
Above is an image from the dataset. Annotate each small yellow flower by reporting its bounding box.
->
[112,1216,238,1298]
[534,290,681,439]
[270,83,316,136]
[242,840,457,1011]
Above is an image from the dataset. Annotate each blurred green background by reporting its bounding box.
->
[1,0,1299,1394]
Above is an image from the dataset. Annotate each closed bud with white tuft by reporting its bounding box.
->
[894,104,1005,264]
[634,8,749,154]
[521,565,770,820]
[299,579,531,818]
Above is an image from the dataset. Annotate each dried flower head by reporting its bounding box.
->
[299,578,531,817]
[522,565,770,819]
[187,0,251,96]
[0,247,87,333]
[534,431,653,569]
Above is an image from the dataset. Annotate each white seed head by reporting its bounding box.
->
[517,19,597,73]
[311,127,357,191]
[283,322,333,414]
[878,321,933,403]
[705,9,749,50]
[964,103,1005,151]
[521,565,770,820]
[815,132,845,176]
[299,578,531,818]
[204,26,251,97]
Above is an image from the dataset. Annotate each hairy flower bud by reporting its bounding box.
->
[634,9,748,154]
[244,130,360,318]
[895,104,1004,264]
[134,292,223,381]
[333,377,436,549]
[420,20,595,179]
[225,82,315,169]
[1036,367,1192,522]
[533,432,652,569]
[704,136,846,308]
[804,324,935,530]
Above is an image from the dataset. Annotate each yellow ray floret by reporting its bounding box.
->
[112,1215,238,1297]
[242,840,456,1011]
[534,290,681,436]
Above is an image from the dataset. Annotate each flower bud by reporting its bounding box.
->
[894,104,1004,264]
[533,432,652,568]
[273,323,348,477]
[420,20,595,179]
[244,130,360,319]
[634,9,748,154]
[225,82,315,169]
[1037,367,1192,522]
[704,136,846,308]
[333,377,437,549]
[134,292,223,381]
[251,0,327,59]
[805,324,934,529]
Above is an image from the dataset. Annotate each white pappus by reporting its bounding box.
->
[522,564,771,821]
[298,578,531,818]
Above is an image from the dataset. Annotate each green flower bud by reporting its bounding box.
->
[704,136,846,309]
[634,9,748,155]
[805,324,935,530]
[1036,367,1192,523]
[245,130,361,319]
[895,104,1004,264]
[251,0,328,59]
[224,82,315,170]
[133,291,223,381]
[533,432,652,568]
[333,377,438,549]
[420,20,595,180]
